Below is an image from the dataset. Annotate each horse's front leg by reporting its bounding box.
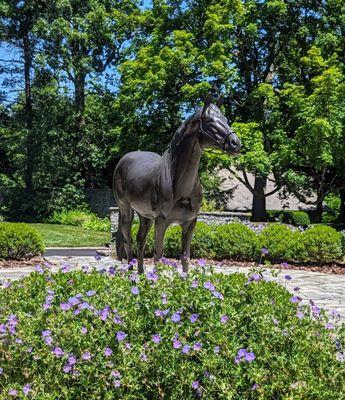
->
[181,218,197,273]
[153,217,168,263]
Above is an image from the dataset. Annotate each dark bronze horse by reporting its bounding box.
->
[112,94,241,273]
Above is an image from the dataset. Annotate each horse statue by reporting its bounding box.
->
[112,93,241,273]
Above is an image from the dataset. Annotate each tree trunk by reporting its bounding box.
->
[310,192,324,223]
[339,187,345,223]
[23,33,34,197]
[74,72,86,129]
[251,176,267,222]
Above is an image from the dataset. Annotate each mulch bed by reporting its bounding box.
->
[0,257,44,269]
[1,256,345,275]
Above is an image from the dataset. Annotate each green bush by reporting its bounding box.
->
[0,222,44,260]
[51,210,110,232]
[300,226,343,263]
[283,211,310,227]
[191,222,216,258]
[259,224,303,262]
[0,264,344,399]
[213,223,259,260]
[267,211,310,226]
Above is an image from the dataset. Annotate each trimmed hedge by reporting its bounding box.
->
[267,210,310,226]
[130,222,344,264]
[300,226,343,263]
[259,224,303,262]
[0,223,44,260]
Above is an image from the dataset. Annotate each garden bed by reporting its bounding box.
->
[0,261,344,399]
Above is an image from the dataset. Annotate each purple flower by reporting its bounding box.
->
[114,380,121,388]
[104,347,113,357]
[82,351,92,360]
[281,262,288,268]
[52,347,64,357]
[204,281,215,291]
[81,326,88,334]
[297,311,304,319]
[3,280,11,289]
[245,352,256,362]
[214,346,220,354]
[261,247,269,255]
[293,287,300,292]
[116,331,127,342]
[42,329,51,337]
[60,302,71,311]
[146,271,159,282]
[152,334,161,344]
[94,254,101,261]
[325,322,334,330]
[197,259,206,267]
[111,370,121,378]
[191,280,199,288]
[8,389,18,396]
[23,383,31,396]
[68,355,77,365]
[44,336,53,346]
[173,339,182,349]
[193,342,202,351]
[189,314,199,323]
[86,290,96,297]
[0,367,3,374]
[171,312,181,323]
[192,380,200,389]
[284,275,292,281]
[235,348,256,364]
[113,315,123,325]
[182,344,190,354]
[252,383,259,391]
[290,296,301,304]
[63,364,72,373]
[131,286,140,295]
[35,265,45,274]
[220,315,229,324]
[212,291,224,300]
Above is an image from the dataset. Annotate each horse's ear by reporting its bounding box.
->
[201,92,212,116]
[216,94,224,108]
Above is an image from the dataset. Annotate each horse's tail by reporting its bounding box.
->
[115,210,126,260]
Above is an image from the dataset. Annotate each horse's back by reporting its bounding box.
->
[113,151,162,210]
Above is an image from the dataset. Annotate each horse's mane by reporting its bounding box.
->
[168,111,200,154]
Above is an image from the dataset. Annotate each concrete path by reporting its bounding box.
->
[1,256,344,321]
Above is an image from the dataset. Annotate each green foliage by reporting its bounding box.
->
[0,264,344,398]
[300,226,343,263]
[51,210,110,232]
[323,193,341,223]
[213,223,259,261]
[267,211,310,226]
[259,224,303,262]
[0,222,44,260]
[190,223,216,259]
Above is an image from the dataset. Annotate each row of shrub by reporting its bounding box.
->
[50,210,110,232]
[131,222,345,264]
[0,220,344,263]
[267,210,311,226]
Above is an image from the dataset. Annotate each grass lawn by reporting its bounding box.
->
[30,223,109,247]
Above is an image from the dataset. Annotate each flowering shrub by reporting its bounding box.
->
[0,223,44,260]
[1,262,344,398]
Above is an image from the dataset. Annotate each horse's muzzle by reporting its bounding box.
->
[225,134,242,155]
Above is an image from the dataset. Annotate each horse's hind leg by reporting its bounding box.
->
[137,216,153,274]
[181,218,197,273]
[118,203,134,265]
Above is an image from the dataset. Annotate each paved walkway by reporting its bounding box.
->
[1,256,344,321]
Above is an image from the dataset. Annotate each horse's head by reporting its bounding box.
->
[198,93,241,155]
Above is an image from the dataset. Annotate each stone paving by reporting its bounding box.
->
[1,256,344,321]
